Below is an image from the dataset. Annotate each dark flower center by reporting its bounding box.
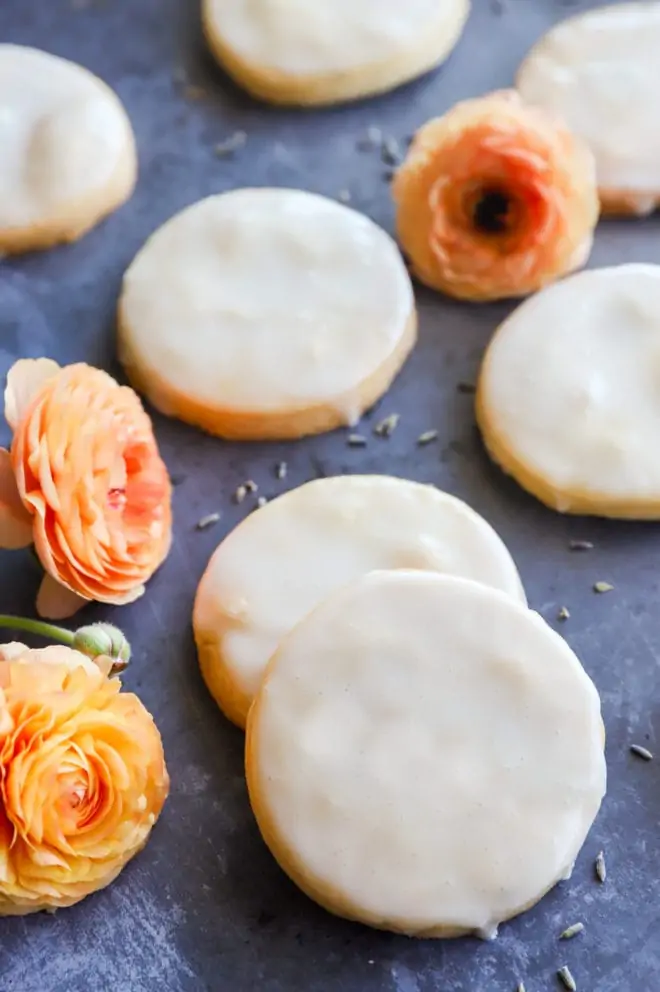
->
[472,187,512,235]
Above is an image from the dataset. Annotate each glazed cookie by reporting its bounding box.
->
[477,264,660,518]
[246,571,606,937]
[0,45,137,254]
[118,189,416,440]
[202,0,470,106]
[517,2,660,216]
[393,91,598,302]
[194,476,526,728]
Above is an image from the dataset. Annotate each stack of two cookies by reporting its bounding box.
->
[193,474,606,939]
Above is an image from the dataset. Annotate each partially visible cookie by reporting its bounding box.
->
[246,571,606,937]
[0,45,137,254]
[194,475,526,728]
[477,264,660,518]
[517,2,660,216]
[118,189,416,440]
[201,0,470,106]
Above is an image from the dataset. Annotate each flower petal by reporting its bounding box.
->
[0,804,15,885]
[36,575,89,620]
[0,649,168,914]
[99,584,145,607]
[9,362,171,607]
[9,644,104,679]
[0,448,32,549]
[5,359,60,432]
[0,643,29,663]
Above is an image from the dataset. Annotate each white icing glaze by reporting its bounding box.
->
[194,476,526,725]
[203,0,468,76]
[0,45,134,229]
[517,2,660,203]
[479,264,660,508]
[248,571,606,936]
[120,189,414,414]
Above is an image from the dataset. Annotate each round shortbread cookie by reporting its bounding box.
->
[517,2,660,216]
[118,189,416,440]
[246,571,606,937]
[194,476,526,728]
[201,0,470,106]
[0,45,137,254]
[477,264,660,518]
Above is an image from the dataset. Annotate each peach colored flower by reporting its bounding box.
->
[0,642,168,915]
[0,359,172,619]
[393,90,599,302]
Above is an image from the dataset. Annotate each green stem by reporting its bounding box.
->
[0,615,75,647]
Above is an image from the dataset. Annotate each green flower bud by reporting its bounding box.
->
[73,623,131,672]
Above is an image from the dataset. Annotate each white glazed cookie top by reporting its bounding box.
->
[0,45,134,229]
[517,2,660,206]
[203,0,467,76]
[194,475,526,718]
[120,189,414,414]
[248,571,606,936]
[479,264,660,509]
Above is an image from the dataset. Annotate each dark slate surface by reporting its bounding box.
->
[2,1,660,989]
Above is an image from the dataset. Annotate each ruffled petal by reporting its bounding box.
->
[0,448,32,549]
[0,643,29,663]
[5,359,60,432]
[0,648,168,915]
[393,91,598,301]
[99,584,145,607]
[9,644,104,679]
[9,362,170,605]
[36,575,89,620]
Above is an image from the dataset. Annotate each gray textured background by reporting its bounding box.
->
[1,1,660,989]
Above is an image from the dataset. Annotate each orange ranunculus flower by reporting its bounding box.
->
[392,90,599,302]
[0,358,172,619]
[0,642,169,915]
